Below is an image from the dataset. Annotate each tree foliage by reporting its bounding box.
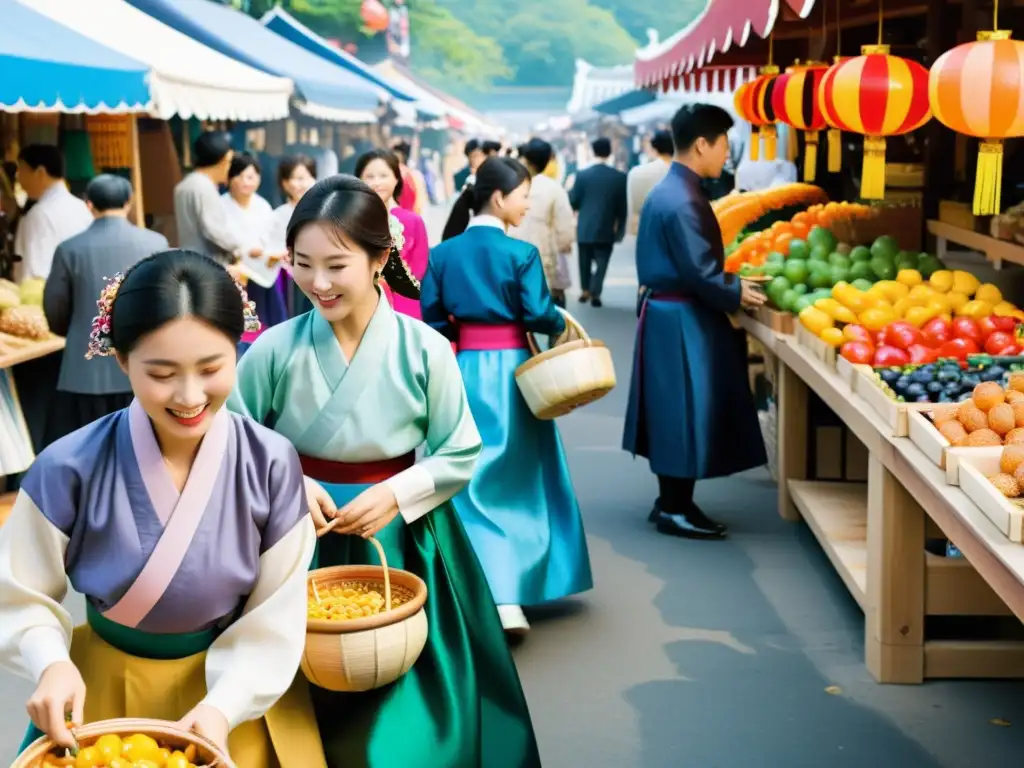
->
[240,0,704,91]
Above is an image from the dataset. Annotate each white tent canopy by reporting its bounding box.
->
[18,0,293,121]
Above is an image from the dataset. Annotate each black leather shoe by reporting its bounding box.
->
[655,511,726,539]
[579,292,591,303]
[591,297,603,307]
[649,498,726,532]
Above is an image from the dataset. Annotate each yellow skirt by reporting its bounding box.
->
[70,624,327,768]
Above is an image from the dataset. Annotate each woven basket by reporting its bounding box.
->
[302,536,428,693]
[12,717,233,767]
[514,307,616,420]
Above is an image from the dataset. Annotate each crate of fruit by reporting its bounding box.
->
[956,445,1024,543]
[754,305,795,335]
[835,355,869,392]
[909,378,1024,478]
[795,322,837,367]
[856,366,941,436]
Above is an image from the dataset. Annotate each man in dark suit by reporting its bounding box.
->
[42,174,168,445]
[569,137,627,307]
[452,138,488,193]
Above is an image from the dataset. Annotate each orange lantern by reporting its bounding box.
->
[734,81,768,161]
[930,31,1024,215]
[749,66,781,161]
[772,63,829,181]
[819,45,932,199]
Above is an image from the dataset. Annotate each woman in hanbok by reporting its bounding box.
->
[0,250,326,767]
[222,153,287,350]
[268,154,318,318]
[228,175,541,768]
[355,148,430,320]
[420,157,592,637]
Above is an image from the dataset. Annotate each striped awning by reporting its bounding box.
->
[634,0,818,89]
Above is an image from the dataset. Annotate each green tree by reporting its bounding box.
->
[589,0,706,43]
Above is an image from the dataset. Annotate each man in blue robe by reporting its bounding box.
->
[623,104,768,540]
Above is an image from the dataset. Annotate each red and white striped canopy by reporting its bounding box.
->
[634,0,818,89]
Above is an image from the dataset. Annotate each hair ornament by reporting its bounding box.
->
[233,276,262,334]
[85,272,127,359]
[388,212,406,253]
[85,270,261,359]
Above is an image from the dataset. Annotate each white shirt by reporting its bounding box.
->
[13,183,92,283]
[221,192,279,288]
[626,157,670,233]
[735,159,798,193]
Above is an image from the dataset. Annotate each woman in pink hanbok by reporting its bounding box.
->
[356,149,430,320]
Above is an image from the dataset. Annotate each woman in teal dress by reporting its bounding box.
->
[421,157,593,637]
[228,175,541,768]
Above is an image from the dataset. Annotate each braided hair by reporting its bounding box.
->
[286,175,420,300]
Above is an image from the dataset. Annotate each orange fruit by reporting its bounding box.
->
[974,381,1006,412]
[967,428,1002,446]
[989,403,1016,435]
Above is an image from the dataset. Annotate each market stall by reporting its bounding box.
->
[649,0,1024,681]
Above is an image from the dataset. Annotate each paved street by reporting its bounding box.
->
[5,207,1024,766]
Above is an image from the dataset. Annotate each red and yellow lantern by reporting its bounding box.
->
[734,81,768,161]
[930,31,1024,215]
[819,45,931,199]
[772,62,829,181]
[749,66,781,161]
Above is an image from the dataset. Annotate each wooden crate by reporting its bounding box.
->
[855,367,933,436]
[795,323,837,368]
[835,356,871,392]
[957,452,1024,542]
[754,306,795,334]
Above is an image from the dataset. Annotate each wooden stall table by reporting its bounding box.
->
[927,219,1024,270]
[738,313,1024,683]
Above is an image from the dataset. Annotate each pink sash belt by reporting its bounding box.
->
[457,322,529,350]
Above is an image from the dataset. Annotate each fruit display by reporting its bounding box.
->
[0,305,50,340]
[872,361,1013,404]
[838,314,1022,367]
[308,580,407,621]
[25,732,208,767]
[987,444,1024,499]
[19,277,45,307]
[712,183,830,247]
[921,380,1024,448]
[725,203,878,273]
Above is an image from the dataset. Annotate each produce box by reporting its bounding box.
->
[907,408,987,481]
[939,199,992,234]
[956,450,1024,542]
[855,366,932,436]
[796,323,836,368]
[754,306,794,334]
[835,356,869,392]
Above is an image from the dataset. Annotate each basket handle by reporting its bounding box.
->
[526,306,591,356]
[312,524,393,611]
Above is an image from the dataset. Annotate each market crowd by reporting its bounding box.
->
[0,103,766,767]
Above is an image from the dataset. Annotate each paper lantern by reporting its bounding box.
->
[773,63,829,181]
[749,66,781,161]
[930,31,1024,215]
[819,45,931,199]
[734,81,766,160]
[361,0,389,32]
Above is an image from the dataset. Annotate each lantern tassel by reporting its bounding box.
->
[762,124,778,161]
[750,127,760,161]
[861,135,887,200]
[828,128,842,172]
[787,126,799,163]
[804,132,820,183]
[974,140,1004,216]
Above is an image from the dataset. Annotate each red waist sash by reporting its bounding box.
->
[457,322,529,350]
[299,453,415,484]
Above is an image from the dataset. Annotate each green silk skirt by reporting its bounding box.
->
[312,481,541,768]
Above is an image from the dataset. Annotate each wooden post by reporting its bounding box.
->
[865,454,925,683]
[128,115,145,228]
[776,362,809,521]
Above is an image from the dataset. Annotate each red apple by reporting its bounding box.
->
[952,317,982,344]
[874,345,911,367]
[921,317,952,348]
